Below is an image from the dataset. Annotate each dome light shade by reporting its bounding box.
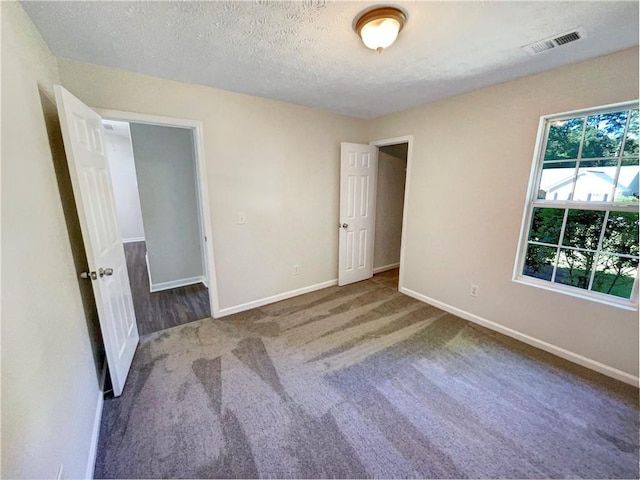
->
[355,7,406,53]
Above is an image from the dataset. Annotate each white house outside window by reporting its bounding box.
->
[514,101,639,309]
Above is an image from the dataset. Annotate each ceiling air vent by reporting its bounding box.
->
[523,29,584,56]
[554,31,581,46]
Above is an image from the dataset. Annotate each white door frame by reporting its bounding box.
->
[97,108,221,318]
[370,135,414,291]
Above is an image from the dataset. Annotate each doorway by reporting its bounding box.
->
[337,136,412,289]
[101,115,216,335]
[371,136,413,290]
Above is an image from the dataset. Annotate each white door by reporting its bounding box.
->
[338,142,378,286]
[54,85,139,397]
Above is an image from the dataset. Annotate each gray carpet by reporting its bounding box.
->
[94,270,639,478]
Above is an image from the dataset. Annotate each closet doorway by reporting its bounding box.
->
[371,135,413,290]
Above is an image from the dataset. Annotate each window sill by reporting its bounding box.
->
[512,275,639,312]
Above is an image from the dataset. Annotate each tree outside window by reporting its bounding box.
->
[517,103,639,306]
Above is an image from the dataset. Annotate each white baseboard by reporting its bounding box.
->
[122,236,145,244]
[400,286,639,387]
[150,276,205,293]
[216,279,338,318]
[85,362,106,479]
[373,263,400,274]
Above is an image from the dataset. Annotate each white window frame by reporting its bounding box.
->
[513,100,640,311]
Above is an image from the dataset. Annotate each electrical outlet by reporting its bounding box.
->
[56,465,64,480]
[293,264,300,277]
[470,284,479,298]
[238,212,246,225]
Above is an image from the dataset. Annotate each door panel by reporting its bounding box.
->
[339,143,378,286]
[55,85,139,397]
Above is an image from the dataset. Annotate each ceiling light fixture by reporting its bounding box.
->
[354,6,406,53]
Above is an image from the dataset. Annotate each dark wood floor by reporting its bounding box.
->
[124,241,211,336]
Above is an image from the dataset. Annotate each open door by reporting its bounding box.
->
[54,85,139,397]
[338,142,378,286]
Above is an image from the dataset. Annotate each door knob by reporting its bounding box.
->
[99,267,114,277]
[341,223,349,229]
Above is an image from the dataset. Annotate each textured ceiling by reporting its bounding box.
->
[22,1,639,119]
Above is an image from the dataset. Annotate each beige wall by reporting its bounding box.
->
[368,47,640,377]
[57,59,368,311]
[374,149,406,269]
[1,3,103,478]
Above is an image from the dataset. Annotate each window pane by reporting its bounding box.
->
[623,109,638,156]
[615,158,639,202]
[528,207,564,244]
[591,254,638,299]
[555,249,595,290]
[582,111,628,158]
[523,244,557,281]
[539,161,576,200]
[561,209,605,250]
[602,211,639,256]
[544,118,583,161]
[573,159,617,202]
